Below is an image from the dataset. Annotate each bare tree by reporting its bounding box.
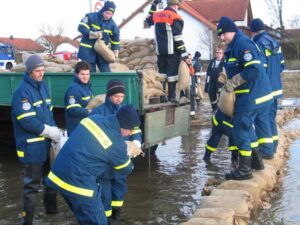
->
[288,15,300,29]
[199,27,213,59]
[265,0,284,38]
[37,22,65,53]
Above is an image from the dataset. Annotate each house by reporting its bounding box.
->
[118,0,253,59]
[36,35,79,54]
[0,36,46,53]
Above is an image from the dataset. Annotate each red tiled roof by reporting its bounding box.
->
[184,0,251,23]
[0,37,46,52]
[119,0,216,30]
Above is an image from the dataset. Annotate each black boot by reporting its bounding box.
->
[20,208,34,225]
[43,189,58,214]
[231,150,239,167]
[203,150,211,161]
[110,207,122,224]
[251,147,264,170]
[168,82,177,103]
[226,155,253,180]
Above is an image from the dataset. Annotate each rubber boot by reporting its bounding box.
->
[251,147,264,170]
[160,82,168,103]
[110,207,122,224]
[225,155,253,180]
[168,82,177,103]
[203,150,211,161]
[43,188,58,214]
[231,150,239,167]
[20,209,34,225]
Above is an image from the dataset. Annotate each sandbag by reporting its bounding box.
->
[45,66,64,73]
[197,84,204,100]
[12,63,26,72]
[94,39,115,63]
[218,89,235,117]
[110,63,130,72]
[178,60,190,91]
[125,141,143,158]
[87,94,105,110]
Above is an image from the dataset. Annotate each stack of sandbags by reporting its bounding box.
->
[11,52,76,73]
[142,69,165,104]
[119,38,157,70]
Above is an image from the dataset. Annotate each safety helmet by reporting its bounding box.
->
[167,0,182,6]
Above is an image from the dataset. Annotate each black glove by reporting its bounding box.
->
[152,0,161,6]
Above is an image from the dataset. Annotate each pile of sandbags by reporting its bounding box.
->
[11,52,75,73]
[142,69,165,104]
[119,38,157,70]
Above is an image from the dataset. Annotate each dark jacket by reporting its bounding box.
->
[205,58,224,93]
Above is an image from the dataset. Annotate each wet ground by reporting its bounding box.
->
[1,98,300,225]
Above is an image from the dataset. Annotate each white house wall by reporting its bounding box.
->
[56,43,78,53]
[120,6,212,60]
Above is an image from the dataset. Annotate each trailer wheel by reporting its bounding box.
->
[6,63,13,71]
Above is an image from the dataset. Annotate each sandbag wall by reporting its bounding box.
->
[180,108,300,225]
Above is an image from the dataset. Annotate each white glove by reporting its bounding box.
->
[132,140,142,148]
[113,50,119,62]
[125,141,142,158]
[89,31,103,39]
[40,124,61,143]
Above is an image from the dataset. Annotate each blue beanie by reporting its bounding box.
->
[25,54,45,73]
[250,18,265,32]
[217,16,238,36]
[101,1,116,14]
[116,104,140,130]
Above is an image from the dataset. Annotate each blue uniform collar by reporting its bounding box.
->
[104,96,121,112]
[225,29,243,54]
[23,72,43,89]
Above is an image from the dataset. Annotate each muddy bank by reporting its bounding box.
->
[180,108,300,225]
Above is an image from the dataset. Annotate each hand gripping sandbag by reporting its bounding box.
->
[218,88,236,117]
[87,94,105,111]
[94,39,115,63]
[177,60,190,91]
[125,141,143,158]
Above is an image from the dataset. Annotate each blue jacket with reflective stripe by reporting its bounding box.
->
[78,10,120,63]
[46,115,134,200]
[224,30,273,112]
[64,75,92,136]
[11,73,55,163]
[91,97,142,179]
[253,31,284,99]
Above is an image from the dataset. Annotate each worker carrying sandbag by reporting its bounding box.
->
[78,1,120,72]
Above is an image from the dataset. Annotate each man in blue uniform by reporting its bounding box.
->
[11,54,61,225]
[46,104,140,225]
[91,79,142,223]
[217,16,273,180]
[78,1,120,72]
[146,0,188,103]
[250,18,285,158]
[64,61,93,136]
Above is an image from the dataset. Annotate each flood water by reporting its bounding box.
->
[1,100,300,225]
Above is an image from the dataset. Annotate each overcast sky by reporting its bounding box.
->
[1,0,299,40]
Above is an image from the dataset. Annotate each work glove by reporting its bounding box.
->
[40,124,61,143]
[218,72,227,84]
[152,0,161,7]
[125,141,143,158]
[132,140,142,148]
[89,31,103,39]
[113,50,119,63]
[224,73,246,92]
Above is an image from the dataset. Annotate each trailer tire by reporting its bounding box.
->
[6,63,13,71]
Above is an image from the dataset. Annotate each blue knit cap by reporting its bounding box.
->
[25,54,45,73]
[116,104,140,130]
[250,18,265,32]
[101,1,116,14]
[217,16,238,36]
